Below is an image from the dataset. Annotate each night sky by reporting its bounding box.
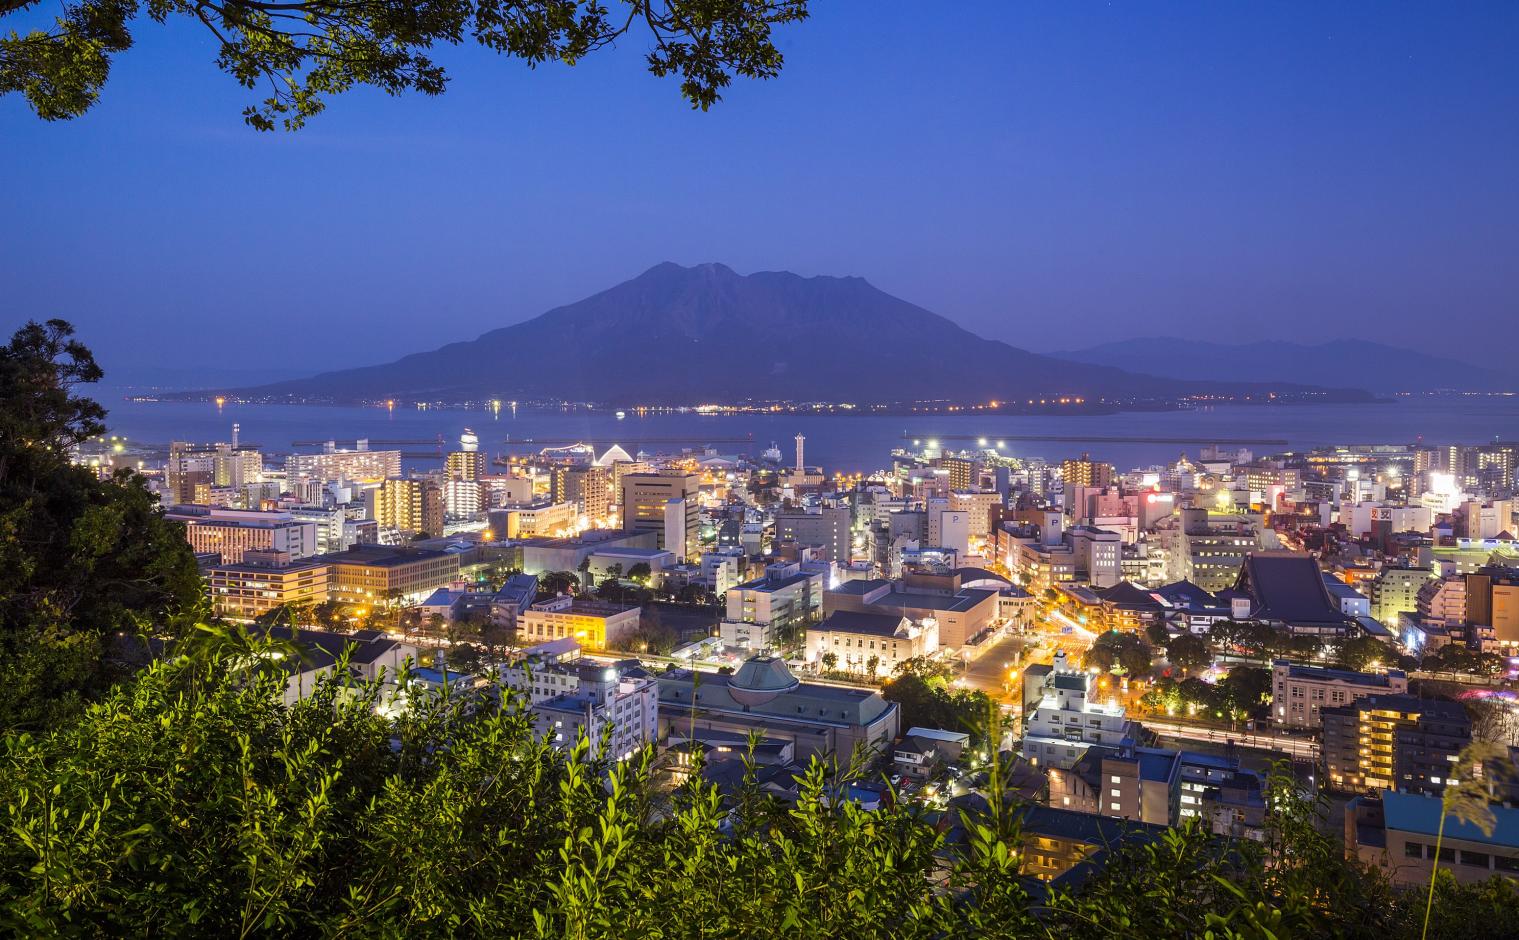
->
[3,2,1516,383]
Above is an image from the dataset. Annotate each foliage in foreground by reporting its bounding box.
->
[0,319,203,731]
[1,0,809,130]
[5,631,1519,938]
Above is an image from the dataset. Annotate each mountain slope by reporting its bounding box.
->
[228,264,1368,405]
[1050,337,1513,392]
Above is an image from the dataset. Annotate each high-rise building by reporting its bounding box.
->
[553,465,613,522]
[941,456,975,492]
[370,478,444,537]
[1369,565,1434,624]
[1322,695,1471,796]
[1466,565,1519,647]
[165,438,262,505]
[443,479,483,519]
[774,507,852,563]
[445,428,486,482]
[620,471,699,561]
[446,451,486,482]
[1062,454,1115,489]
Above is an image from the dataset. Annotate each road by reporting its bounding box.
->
[1142,717,1320,759]
[959,633,1031,695]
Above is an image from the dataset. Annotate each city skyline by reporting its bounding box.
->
[6,4,1519,928]
[4,1,1516,378]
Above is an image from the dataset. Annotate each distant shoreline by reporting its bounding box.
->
[129,390,1389,418]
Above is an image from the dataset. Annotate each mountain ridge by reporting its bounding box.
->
[215,264,1372,406]
[1049,337,1513,393]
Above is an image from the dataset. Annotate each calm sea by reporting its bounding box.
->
[94,393,1519,474]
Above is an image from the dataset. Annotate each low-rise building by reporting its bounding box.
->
[1045,744,1264,839]
[725,562,825,647]
[1322,573,1372,618]
[321,545,460,606]
[806,610,938,676]
[203,549,329,620]
[261,626,416,705]
[942,802,1166,882]
[519,595,642,650]
[719,617,783,654]
[700,549,745,595]
[516,529,660,576]
[586,546,676,585]
[169,505,319,565]
[823,570,999,648]
[657,655,899,762]
[1229,551,1357,637]
[489,573,540,631]
[492,500,577,539]
[1271,660,1409,729]
[1347,791,1519,887]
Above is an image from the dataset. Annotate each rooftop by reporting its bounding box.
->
[318,545,454,567]
[1274,660,1406,686]
[1382,790,1519,847]
[871,587,997,614]
[816,610,909,638]
[828,578,890,596]
[589,546,673,558]
[261,626,410,671]
[1235,551,1355,627]
[904,726,972,745]
[734,570,818,592]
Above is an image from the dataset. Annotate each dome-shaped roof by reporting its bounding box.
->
[727,655,799,706]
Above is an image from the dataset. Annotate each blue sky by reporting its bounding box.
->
[3,1,1516,381]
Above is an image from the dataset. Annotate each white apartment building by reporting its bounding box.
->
[701,550,744,595]
[1021,652,1142,770]
[288,505,354,555]
[725,562,825,641]
[532,662,659,763]
[1068,525,1122,589]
